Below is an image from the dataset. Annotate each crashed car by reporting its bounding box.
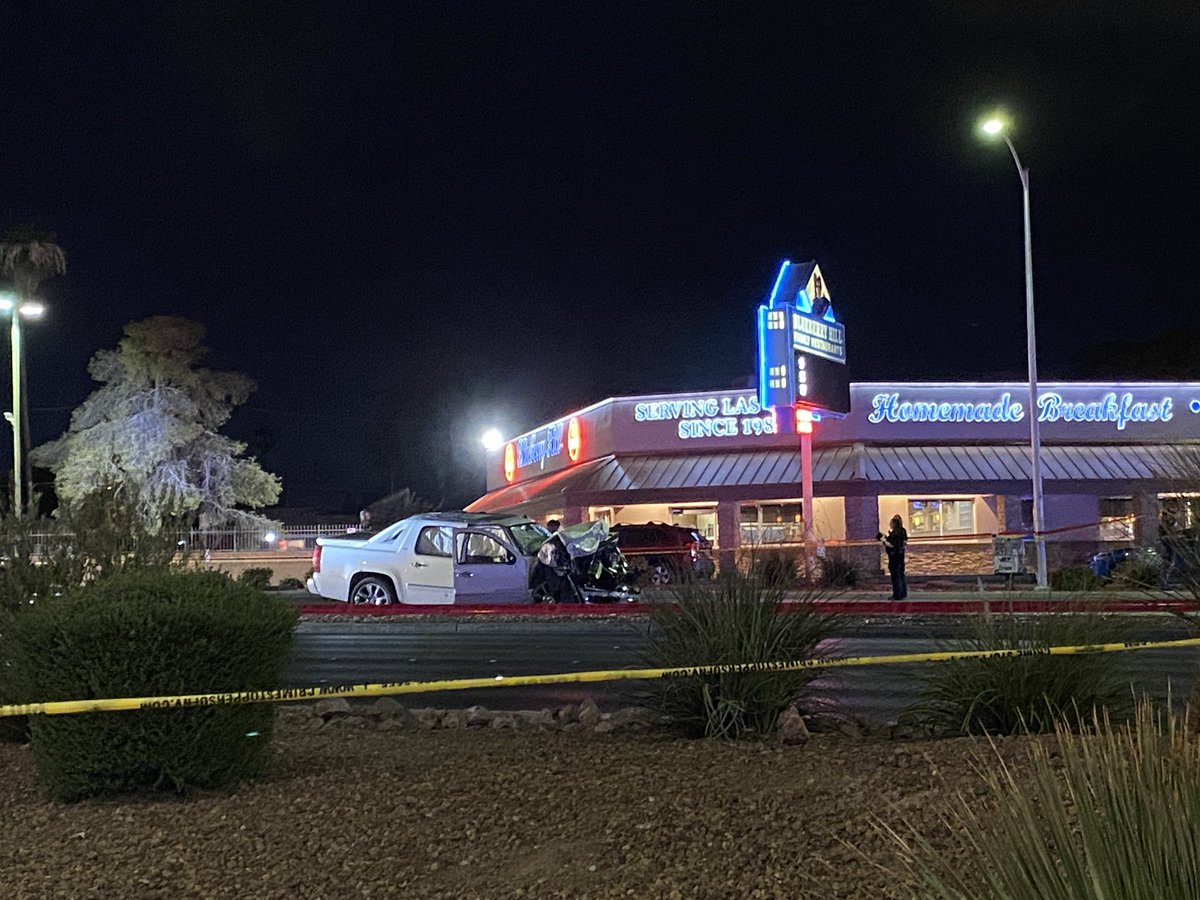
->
[308,512,635,605]
[530,521,639,604]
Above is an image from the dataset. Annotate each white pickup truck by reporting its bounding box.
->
[306,512,551,605]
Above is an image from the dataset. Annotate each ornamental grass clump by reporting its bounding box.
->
[640,571,842,739]
[886,701,1200,900]
[5,569,297,801]
[912,607,1134,736]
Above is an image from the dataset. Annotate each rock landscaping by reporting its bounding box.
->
[0,700,1035,899]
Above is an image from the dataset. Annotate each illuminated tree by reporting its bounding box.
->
[0,226,67,507]
[33,316,281,527]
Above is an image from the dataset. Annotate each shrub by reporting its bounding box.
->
[1049,565,1101,592]
[639,573,842,739]
[1111,555,1162,590]
[237,567,274,590]
[277,577,305,590]
[5,569,297,800]
[751,551,799,587]
[0,493,186,616]
[818,552,859,588]
[910,608,1134,736]
[1,494,189,743]
[887,702,1200,899]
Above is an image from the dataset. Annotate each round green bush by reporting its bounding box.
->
[818,553,859,588]
[6,569,297,801]
[1111,555,1162,590]
[237,567,274,590]
[1050,566,1102,592]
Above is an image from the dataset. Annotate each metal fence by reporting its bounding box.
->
[17,524,369,555]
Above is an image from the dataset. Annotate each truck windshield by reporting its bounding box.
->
[507,522,550,556]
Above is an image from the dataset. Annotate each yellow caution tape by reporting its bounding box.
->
[3,635,1199,718]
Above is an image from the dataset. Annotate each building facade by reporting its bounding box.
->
[468,382,1200,575]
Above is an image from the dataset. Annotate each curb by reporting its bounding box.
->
[299,599,1200,618]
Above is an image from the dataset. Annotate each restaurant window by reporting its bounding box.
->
[907,499,975,537]
[740,502,805,544]
[1099,497,1135,542]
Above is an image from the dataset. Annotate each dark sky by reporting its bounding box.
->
[1,2,1197,510]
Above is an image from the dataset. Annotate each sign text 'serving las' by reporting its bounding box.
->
[634,395,777,439]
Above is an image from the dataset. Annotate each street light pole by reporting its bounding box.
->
[982,118,1049,590]
[10,309,22,515]
[1,293,44,515]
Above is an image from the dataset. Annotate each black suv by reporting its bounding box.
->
[611,522,716,585]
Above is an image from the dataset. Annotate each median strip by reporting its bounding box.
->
[4,635,1199,718]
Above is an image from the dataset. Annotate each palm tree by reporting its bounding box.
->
[0,226,66,511]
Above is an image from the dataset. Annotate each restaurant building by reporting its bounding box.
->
[467,382,1200,575]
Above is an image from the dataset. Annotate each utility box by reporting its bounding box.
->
[993,535,1026,575]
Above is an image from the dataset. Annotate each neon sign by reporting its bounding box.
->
[516,421,565,468]
[868,390,1174,431]
[1038,392,1172,430]
[757,259,850,416]
[634,395,776,440]
[869,392,1024,425]
[566,416,582,461]
[503,443,516,483]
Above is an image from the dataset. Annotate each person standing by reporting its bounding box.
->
[877,514,908,601]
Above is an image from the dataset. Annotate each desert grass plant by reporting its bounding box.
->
[911,606,1135,736]
[885,700,1200,900]
[639,570,843,739]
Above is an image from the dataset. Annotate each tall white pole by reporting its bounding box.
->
[10,312,22,515]
[1005,135,1048,590]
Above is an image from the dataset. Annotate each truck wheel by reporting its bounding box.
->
[647,560,673,586]
[350,576,395,606]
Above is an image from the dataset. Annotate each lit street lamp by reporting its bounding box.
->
[480,427,504,453]
[0,291,45,514]
[979,112,1048,590]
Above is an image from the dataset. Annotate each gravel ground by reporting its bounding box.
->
[0,710,1036,899]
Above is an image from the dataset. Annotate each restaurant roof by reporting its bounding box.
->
[466,444,1200,513]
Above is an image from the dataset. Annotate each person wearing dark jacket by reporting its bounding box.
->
[877,515,908,601]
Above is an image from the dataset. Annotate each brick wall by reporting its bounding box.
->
[901,540,1120,575]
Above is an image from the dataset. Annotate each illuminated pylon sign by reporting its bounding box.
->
[757,259,851,416]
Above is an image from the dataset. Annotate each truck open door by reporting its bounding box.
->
[452,529,531,605]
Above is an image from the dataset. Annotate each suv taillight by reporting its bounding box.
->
[312,544,322,574]
[688,541,698,559]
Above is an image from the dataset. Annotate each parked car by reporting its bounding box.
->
[308,512,551,605]
[1088,546,1159,580]
[611,522,716,585]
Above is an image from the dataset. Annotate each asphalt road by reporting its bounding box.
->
[285,616,1200,724]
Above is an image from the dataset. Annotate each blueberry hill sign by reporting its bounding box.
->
[757,259,851,417]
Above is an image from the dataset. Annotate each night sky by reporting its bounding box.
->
[1,2,1196,511]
